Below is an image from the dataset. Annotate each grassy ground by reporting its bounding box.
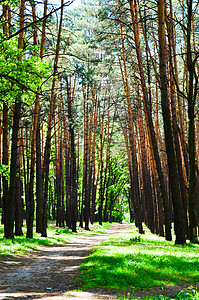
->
[80,224,199,299]
[118,286,199,299]
[1,222,198,299]
[0,221,111,256]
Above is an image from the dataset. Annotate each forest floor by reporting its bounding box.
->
[0,223,196,300]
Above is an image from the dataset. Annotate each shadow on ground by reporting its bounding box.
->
[0,224,131,300]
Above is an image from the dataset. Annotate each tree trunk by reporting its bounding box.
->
[42,0,63,237]
[27,0,47,238]
[36,113,44,233]
[116,108,137,228]
[84,100,89,230]
[90,102,98,224]
[157,0,186,244]
[118,10,144,234]
[128,0,172,240]
[66,77,78,232]
[98,100,106,226]
[15,130,23,236]
[6,0,25,239]
[2,102,9,236]
[136,79,154,233]
[2,4,9,229]
[87,90,96,225]
[186,0,198,241]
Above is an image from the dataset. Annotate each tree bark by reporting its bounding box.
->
[6,0,25,239]
[15,130,23,236]
[42,0,63,237]
[27,0,48,238]
[118,10,144,233]
[186,0,198,241]
[128,0,172,240]
[36,113,44,233]
[157,0,186,244]
[66,77,78,232]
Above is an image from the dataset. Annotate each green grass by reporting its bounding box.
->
[0,221,112,256]
[118,287,199,299]
[80,224,199,291]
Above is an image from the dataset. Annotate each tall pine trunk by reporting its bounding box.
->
[27,0,48,238]
[66,77,78,232]
[118,10,143,233]
[186,0,198,241]
[128,0,172,240]
[2,4,9,232]
[36,113,44,233]
[42,0,63,237]
[6,0,25,239]
[157,0,186,244]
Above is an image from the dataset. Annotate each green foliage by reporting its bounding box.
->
[0,0,20,7]
[0,37,51,105]
[175,288,199,300]
[129,236,142,243]
[105,155,129,222]
[0,163,10,180]
[118,287,199,299]
[80,224,199,291]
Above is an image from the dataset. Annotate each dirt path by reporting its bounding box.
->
[0,223,131,300]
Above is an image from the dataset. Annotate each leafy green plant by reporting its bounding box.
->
[129,236,142,243]
[176,287,199,300]
[117,287,199,299]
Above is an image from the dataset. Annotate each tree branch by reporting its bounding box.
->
[0,0,75,44]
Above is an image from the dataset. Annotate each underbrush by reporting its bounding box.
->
[118,287,199,299]
[80,224,199,292]
[0,221,112,256]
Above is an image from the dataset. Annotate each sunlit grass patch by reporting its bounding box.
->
[0,221,112,256]
[86,222,112,233]
[0,228,71,256]
[80,224,199,291]
[0,236,56,256]
[72,222,112,235]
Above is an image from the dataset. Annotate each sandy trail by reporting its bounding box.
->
[0,223,131,300]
